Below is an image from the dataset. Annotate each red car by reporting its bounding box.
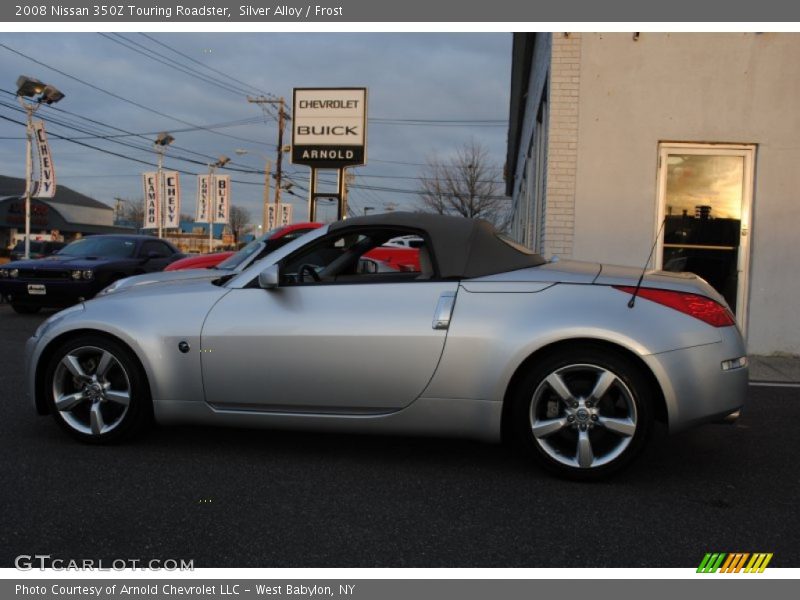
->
[166,222,421,272]
[165,222,322,271]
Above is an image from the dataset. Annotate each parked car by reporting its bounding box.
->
[10,240,66,262]
[99,223,326,295]
[0,235,183,313]
[25,213,747,479]
[165,222,323,271]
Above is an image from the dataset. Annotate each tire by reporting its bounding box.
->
[12,304,41,314]
[43,334,152,443]
[509,343,654,480]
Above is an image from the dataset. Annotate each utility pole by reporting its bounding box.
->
[153,132,174,240]
[15,75,65,259]
[247,96,287,208]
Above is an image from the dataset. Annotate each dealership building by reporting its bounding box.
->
[0,175,131,249]
[506,32,800,355]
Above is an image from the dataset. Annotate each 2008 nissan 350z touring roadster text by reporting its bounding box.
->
[24,213,748,479]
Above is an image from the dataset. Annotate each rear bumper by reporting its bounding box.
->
[643,326,748,433]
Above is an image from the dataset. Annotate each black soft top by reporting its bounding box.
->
[329,212,546,279]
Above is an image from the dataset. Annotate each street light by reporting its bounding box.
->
[15,75,65,259]
[235,148,272,233]
[153,132,175,239]
[208,155,230,253]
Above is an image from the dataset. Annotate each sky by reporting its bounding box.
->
[0,33,511,226]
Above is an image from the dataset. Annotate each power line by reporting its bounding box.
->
[98,33,259,100]
[0,42,273,148]
[0,101,265,175]
[139,33,280,101]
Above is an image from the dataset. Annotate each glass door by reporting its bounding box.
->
[656,144,755,332]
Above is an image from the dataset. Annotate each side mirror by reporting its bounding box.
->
[258,263,280,289]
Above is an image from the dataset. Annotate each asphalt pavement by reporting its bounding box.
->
[1,305,798,568]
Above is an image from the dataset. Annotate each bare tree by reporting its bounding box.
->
[417,140,511,231]
[115,198,145,227]
[228,205,251,243]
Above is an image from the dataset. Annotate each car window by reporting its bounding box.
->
[279,228,429,285]
[57,237,137,258]
[140,240,174,258]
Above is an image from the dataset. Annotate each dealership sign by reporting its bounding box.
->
[292,88,367,168]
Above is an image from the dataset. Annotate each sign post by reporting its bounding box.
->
[292,87,367,221]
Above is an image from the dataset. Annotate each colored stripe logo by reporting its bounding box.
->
[697,552,773,573]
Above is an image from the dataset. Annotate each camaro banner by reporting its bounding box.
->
[29,120,56,198]
[162,171,181,228]
[142,172,160,229]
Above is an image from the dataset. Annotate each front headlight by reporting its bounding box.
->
[9,268,19,278]
[82,270,93,280]
[71,270,82,280]
[0,269,8,278]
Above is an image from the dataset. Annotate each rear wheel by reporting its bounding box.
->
[510,345,653,480]
[44,335,152,443]
[12,304,41,314]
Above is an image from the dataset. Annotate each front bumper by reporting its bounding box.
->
[643,326,748,432]
[0,279,98,307]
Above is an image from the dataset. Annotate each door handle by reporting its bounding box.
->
[432,291,456,330]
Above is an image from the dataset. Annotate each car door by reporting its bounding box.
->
[200,229,458,412]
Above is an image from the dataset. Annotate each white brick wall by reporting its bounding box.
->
[543,33,581,259]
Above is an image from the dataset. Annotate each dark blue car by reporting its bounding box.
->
[0,235,183,313]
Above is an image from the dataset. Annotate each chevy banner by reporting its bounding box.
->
[29,120,56,199]
[162,171,181,229]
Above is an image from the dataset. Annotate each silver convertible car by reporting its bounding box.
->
[24,213,748,479]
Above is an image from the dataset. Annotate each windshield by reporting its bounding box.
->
[216,240,265,270]
[57,237,137,258]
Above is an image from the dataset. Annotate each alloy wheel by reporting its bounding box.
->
[51,346,132,436]
[529,363,638,469]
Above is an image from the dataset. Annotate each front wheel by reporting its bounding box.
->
[44,335,152,443]
[510,345,653,480]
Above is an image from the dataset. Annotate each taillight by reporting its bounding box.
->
[614,286,736,327]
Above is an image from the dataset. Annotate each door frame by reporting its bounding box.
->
[655,142,756,336]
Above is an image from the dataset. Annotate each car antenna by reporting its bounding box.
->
[627,217,667,309]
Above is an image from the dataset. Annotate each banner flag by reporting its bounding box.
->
[30,120,56,198]
[196,174,210,223]
[215,175,231,224]
[163,171,181,228]
[142,172,160,229]
[278,203,293,226]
